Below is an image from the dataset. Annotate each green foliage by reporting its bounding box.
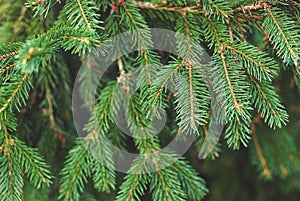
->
[263,7,300,66]
[0,126,52,201]
[0,0,300,201]
[59,140,92,201]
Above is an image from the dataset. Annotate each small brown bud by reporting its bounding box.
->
[22,59,27,65]
[112,3,119,11]
[82,38,90,44]
[29,47,34,55]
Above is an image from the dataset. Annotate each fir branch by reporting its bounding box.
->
[0,73,30,114]
[60,82,117,201]
[236,22,247,42]
[223,42,278,81]
[25,0,58,17]
[172,159,208,201]
[173,13,211,134]
[0,44,20,75]
[86,133,116,193]
[90,156,115,193]
[56,26,103,55]
[211,44,253,148]
[220,45,241,112]
[150,166,186,201]
[126,91,158,141]
[287,1,300,9]
[201,0,232,23]
[120,3,157,87]
[64,0,101,30]
[155,63,183,99]
[263,7,299,66]
[246,72,288,128]
[59,140,91,201]
[76,0,92,29]
[0,123,15,201]
[0,124,22,201]
[141,61,183,120]
[14,138,53,189]
[174,67,210,134]
[188,63,196,129]
[201,16,229,49]
[115,156,150,201]
[94,82,116,131]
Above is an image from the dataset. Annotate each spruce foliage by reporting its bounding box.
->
[0,0,300,201]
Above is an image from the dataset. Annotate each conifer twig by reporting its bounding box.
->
[155,63,183,99]
[223,44,271,73]
[219,45,241,112]
[0,63,16,74]
[121,4,152,88]
[0,73,30,114]
[0,51,19,59]
[1,122,13,195]
[265,7,297,62]
[76,0,91,29]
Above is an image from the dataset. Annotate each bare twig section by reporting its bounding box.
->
[251,122,272,177]
[65,36,101,46]
[233,0,299,19]
[31,0,46,6]
[0,51,19,59]
[237,14,263,19]
[44,84,65,148]
[132,1,203,14]
[235,2,276,12]
[117,58,130,93]
[0,73,30,114]
[236,23,247,43]
[228,25,234,42]
[117,58,126,78]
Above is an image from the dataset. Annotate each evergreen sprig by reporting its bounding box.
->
[0,0,300,200]
[263,6,299,66]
